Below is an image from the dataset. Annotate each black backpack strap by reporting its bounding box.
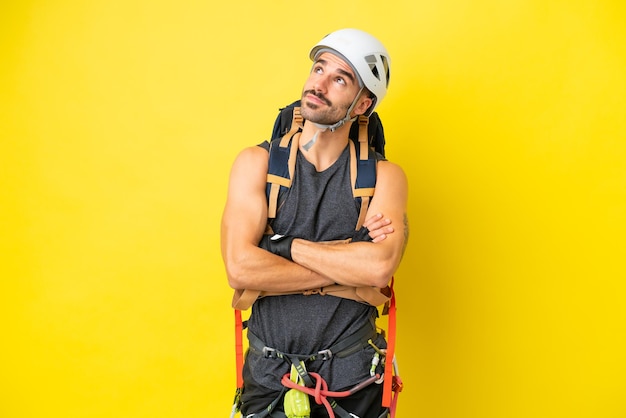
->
[351,115,378,230]
[367,111,386,157]
[266,108,302,219]
[271,100,301,140]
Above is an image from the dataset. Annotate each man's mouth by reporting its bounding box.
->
[304,90,331,106]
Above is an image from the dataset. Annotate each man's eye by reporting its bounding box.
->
[336,78,346,85]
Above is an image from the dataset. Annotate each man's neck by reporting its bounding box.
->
[298,120,353,172]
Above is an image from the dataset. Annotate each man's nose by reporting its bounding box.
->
[313,74,330,92]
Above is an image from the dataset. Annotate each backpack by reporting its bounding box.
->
[230,102,402,418]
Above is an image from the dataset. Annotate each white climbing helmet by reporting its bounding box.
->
[309,28,391,115]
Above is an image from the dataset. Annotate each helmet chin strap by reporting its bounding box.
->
[302,88,363,152]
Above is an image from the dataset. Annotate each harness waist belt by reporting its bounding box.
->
[248,322,378,362]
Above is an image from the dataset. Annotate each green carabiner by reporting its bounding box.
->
[284,361,311,418]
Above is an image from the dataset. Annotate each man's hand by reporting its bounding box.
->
[258,214,394,263]
[258,234,295,260]
[354,213,394,243]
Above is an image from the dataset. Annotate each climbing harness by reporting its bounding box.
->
[231,278,402,418]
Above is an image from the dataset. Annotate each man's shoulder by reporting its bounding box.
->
[376,158,403,170]
[232,143,270,172]
[257,140,270,152]
[376,159,407,182]
[238,141,270,156]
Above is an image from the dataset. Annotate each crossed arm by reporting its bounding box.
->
[220,145,409,293]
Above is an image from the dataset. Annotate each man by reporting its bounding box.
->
[221,28,408,418]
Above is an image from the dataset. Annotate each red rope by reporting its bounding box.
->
[281,372,380,418]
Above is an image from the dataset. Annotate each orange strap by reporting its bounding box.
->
[234,309,244,388]
[382,277,397,408]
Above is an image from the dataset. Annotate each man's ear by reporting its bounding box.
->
[353,94,373,116]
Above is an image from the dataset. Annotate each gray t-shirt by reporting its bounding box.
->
[245,143,386,391]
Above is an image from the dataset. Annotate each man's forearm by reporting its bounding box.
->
[290,238,399,289]
[225,244,335,293]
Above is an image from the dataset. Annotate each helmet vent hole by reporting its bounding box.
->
[365,54,381,81]
[381,55,390,87]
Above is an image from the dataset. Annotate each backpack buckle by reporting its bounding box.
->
[317,349,333,361]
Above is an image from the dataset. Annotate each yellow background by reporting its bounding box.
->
[1,1,625,417]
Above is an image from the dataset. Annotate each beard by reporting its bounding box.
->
[300,90,350,125]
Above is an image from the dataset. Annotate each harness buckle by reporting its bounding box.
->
[263,347,278,359]
[317,349,333,361]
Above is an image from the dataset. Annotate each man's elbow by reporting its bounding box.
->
[224,254,248,290]
[368,258,398,288]
[370,272,394,289]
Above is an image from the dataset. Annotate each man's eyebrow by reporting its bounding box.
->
[336,67,356,84]
[315,58,356,84]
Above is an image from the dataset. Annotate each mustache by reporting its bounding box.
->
[303,90,332,106]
